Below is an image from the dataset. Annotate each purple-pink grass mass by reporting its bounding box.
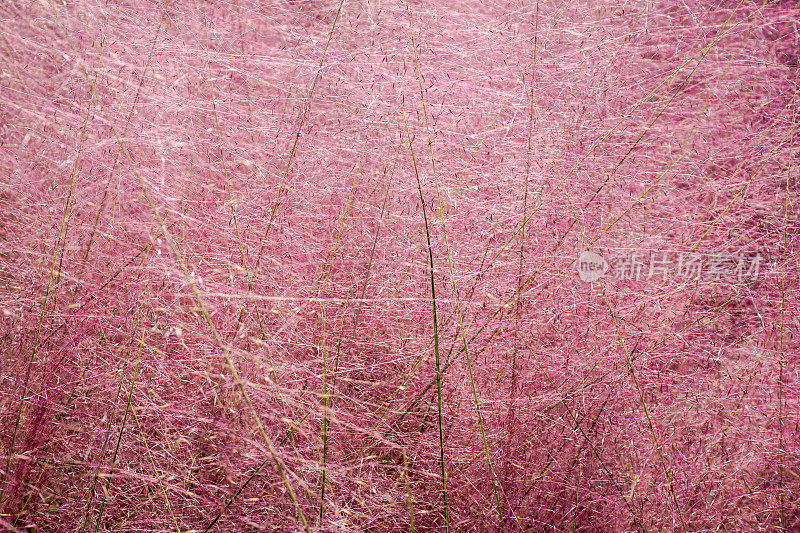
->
[1,0,799,530]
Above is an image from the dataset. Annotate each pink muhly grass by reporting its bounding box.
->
[1,0,799,531]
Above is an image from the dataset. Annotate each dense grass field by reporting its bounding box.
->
[1,0,799,530]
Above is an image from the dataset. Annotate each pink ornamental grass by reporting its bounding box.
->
[1,0,799,530]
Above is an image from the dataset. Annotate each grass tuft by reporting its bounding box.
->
[1,0,799,530]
